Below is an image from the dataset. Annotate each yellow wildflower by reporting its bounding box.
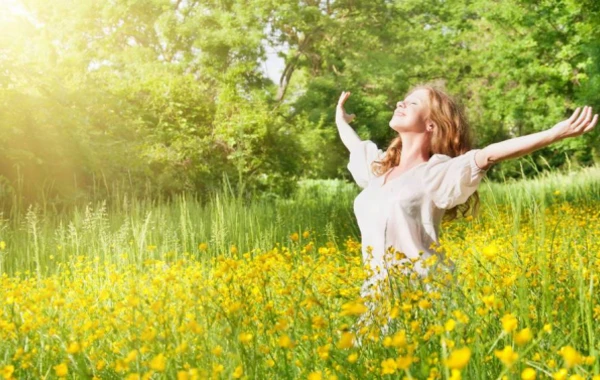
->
[115,359,129,373]
[317,344,330,360]
[521,368,536,380]
[584,356,595,365]
[1,365,15,379]
[381,358,397,375]
[418,299,432,309]
[348,353,358,363]
[449,369,461,380]
[312,315,326,329]
[482,294,496,308]
[483,243,498,259]
[396,355,413,370]
[239,332,253,344]
[141,327,157,342]
[453,310,470,324]
[552,369,568,380]
[445,347,471,370]
[514,328,533,346]
[125,350,138,363]
[340,301,368,316]
[278,334,293,349]
[337,332,354,349]
[494,346,518,367]
[392,330,407,348]
[149,353,166,372]
[212,363,224,375]
[389,306,400,318]
[66,341,81,354]
[383,336,393,347]
[500,313,518,333]
[54,363,68,378]
[559,346,583,368]
[232,365,243,379]
[445,318,456,332]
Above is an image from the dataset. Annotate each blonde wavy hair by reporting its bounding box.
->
[372,84,480,221]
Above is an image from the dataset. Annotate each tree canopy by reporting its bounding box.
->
[1,0,599,206]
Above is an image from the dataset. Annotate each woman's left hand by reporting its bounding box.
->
[551,106,598,141]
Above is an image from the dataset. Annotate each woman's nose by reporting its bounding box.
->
[396,101,405,108]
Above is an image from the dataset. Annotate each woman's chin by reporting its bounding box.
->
[389,122,404,132]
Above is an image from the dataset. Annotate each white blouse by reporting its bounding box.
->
[347,140,489,297]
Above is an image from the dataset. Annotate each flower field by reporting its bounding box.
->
[1,169,600,379]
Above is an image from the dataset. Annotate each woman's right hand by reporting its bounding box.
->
[336,91,356,123]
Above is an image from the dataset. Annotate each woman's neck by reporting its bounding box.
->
[398,132,431,168]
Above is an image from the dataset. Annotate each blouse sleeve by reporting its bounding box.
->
[347,140,385,189]
[423,149,488,209]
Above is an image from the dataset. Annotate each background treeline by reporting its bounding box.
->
[1,0,599,208]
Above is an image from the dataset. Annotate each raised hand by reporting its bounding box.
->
[551,106,598,141]
[336,91,356,124]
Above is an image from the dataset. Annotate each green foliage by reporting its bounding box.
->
[1,0,599,207]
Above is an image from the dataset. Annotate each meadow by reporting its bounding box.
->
[1,167,600,379]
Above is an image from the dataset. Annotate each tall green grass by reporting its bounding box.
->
[0,177,359,276]
[0,166,598,277]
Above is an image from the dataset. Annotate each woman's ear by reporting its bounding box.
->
[426,121,436,133]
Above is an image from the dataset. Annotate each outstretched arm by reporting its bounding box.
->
[475,106,598,170]
[336,91,362,153]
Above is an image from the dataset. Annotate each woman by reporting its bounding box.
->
[336,84,598,302]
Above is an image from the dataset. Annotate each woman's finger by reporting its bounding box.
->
[574,106,589,127]
[584,114,598,132]
[581,107,593,129]
[576,107,592,130]
[569,107,582,123]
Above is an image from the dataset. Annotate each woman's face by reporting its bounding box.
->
[389,88,431,133]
